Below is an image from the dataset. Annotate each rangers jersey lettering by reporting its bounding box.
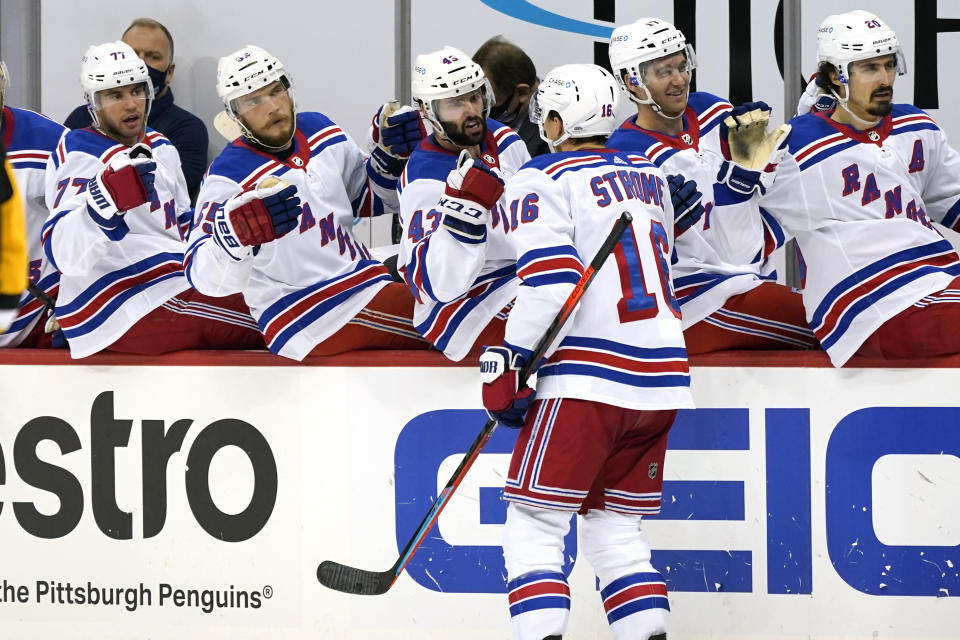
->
[502,149,694,410]
[398,119,530,360]
[607,92,784,328]
[42,127,190,358]
[0,107,65,346]
[762,105,960,365]
[185,112,397,360]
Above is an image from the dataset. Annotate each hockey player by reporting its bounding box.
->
[762,10,960,366]
[0,60,65,348]
[607,18,818,353]
[185,45,428,359]
[41,41,265,358]
[0,139,27,332]
[398,46,530,361]
[481,63,696,640]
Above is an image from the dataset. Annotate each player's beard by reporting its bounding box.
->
[246,106,296,150]
[439,115,486,147]
[866,85,894,118]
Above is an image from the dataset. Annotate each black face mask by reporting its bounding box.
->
[489,91,519,126]
[147,65,169,97]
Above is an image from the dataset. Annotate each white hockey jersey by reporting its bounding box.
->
[0,106,65,347]
[606,92,786,328]
[185,112,397,360]
[502,149,694,411]
[42,127,191,358]
[762,105,960,366]
[397,119,530,360]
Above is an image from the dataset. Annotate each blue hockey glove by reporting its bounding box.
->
[667,174,705,234]
[480,346,536,429]
[369,101,425,177]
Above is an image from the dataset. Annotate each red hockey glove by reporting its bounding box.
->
[480,346,536,429]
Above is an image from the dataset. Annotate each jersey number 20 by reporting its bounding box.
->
[614,220,681,323]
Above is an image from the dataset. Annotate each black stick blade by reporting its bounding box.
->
[317,561,392,595]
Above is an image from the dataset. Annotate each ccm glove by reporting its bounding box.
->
[479,346,536,429]
[213,181,301,261]
[369,101,426,177]
[85,143,157,239]
[440,149,504,243]
[667,174,705,234]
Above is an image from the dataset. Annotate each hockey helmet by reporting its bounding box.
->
[530,64,620,152]
[817,10,906,84]
[411,46,493,137]
[80,41,154,127]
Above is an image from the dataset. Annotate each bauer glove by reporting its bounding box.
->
[85,142,156,239]
[480,345,536,429]
[213,179,301,261]
[716,102,790,199]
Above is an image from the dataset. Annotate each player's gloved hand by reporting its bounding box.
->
[667,174,705,234]
[479,346,536,429]
[214,181,301,261]
[85,143,156,239]
[439,149,504,243]
[369,101,426,177]
[717,101,791,199]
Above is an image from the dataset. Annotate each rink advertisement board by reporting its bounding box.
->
[0,351,959,639]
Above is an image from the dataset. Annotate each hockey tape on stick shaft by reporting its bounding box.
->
[316,211,633,596]
[27,282,55,313]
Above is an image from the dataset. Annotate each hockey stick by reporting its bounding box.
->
[317,210,634,596]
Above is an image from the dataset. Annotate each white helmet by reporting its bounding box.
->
[608,18,696,115]
[80,41,154,128]
[817,10,906,84]
[530,64,620,152]
[411,46,493,138]
[0,60,8,111]
[216,45,296,150]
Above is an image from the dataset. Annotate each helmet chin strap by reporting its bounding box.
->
[829,84,881,130]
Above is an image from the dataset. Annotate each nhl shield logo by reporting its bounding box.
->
[648,462,659,479]
[681,133,693,146]
[482,153,496,166]
[868,130,880,142]
[292,156,305,167]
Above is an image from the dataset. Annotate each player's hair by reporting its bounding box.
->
[473,36,537,98]
[545,109,609,146]
[122,17,174,60]
[815,61,841,94]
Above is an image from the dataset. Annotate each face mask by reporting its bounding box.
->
[147,65,169,97]
[489,91,519,126]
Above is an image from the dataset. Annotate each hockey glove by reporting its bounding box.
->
[440,149,503,244]
[717,102,791,198]
[369,101,425,177]
[479,346,536,429]
[213,181,301,261]
[667,174,705,234]
[85,143,157,239]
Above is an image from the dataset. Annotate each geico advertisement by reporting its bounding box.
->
[0,363,958,639]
